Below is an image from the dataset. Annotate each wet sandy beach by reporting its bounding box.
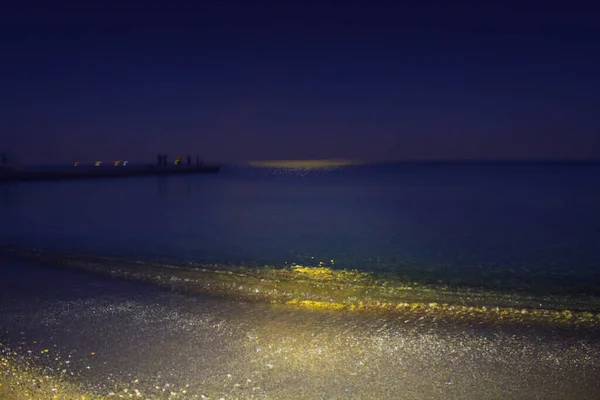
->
[1,256,599,399]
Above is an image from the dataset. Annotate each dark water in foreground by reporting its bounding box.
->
[1,162,600,294]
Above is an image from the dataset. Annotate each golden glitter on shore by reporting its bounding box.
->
[4,248,600,328]
[0,348,91,400]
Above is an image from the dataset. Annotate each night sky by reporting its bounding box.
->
[1,1,599,165]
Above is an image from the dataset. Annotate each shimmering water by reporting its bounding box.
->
[1,162,600,294]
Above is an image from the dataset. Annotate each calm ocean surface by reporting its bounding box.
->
[1,162,599,294]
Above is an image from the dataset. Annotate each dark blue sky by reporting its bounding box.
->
[1,1,599,164]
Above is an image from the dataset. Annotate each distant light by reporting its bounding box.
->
[114,160,121,166]
[123,161,128,166]
[73,161,80,167]
[248,159,363,169]
[94,161,102,167]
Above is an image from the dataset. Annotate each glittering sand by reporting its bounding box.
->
[1,249,599,399]
[6,247,600,326]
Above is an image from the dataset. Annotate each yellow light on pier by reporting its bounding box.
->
[73,161,79,167]
[94,161,102,167]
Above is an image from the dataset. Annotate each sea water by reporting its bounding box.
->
[1,162,600,293]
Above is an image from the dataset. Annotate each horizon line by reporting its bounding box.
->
[8,158,600,168]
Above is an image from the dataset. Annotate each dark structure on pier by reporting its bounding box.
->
[0,163,220,183]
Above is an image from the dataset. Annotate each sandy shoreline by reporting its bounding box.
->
[1,253,599,399]
[3,247,600,327]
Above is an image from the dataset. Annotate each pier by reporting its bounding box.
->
[0,164,220,183]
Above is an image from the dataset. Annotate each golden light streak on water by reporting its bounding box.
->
[248,159,364,168]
